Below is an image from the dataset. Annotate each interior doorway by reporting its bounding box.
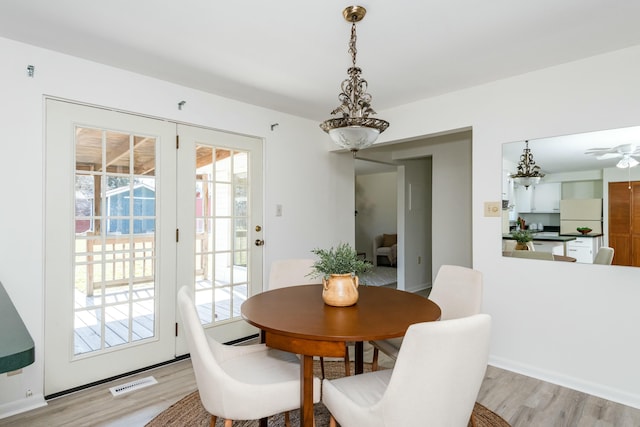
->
[354,159,398,263]
[353,128,473,293]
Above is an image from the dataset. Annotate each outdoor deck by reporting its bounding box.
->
[73,281,247,355]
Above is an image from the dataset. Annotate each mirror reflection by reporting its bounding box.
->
[502,126,640,266]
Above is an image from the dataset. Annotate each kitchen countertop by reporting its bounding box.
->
[557,233,604,238]
[503,233,577,242]
[0,281,35,374]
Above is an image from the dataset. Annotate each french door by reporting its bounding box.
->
[45,100,177,395]
[175,125,263,354]
[44,100,263,395]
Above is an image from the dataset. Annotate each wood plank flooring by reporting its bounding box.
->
[5,288,639,426]
[2,354,640,427]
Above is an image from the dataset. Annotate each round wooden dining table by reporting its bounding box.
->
[241,284,441,427]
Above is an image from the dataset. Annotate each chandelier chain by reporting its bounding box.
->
[329,19,376,119]
[349,21,357,69]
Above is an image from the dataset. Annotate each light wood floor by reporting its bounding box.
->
[2,355,640,427]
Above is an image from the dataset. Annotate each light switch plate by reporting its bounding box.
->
[484,201,501,217]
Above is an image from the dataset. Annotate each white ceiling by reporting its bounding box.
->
[2,1,640,123]
[503,125,640,174]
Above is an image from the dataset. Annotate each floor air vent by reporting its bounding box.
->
[109,376,157,397]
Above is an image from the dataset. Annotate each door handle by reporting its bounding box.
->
[255,239,265,246]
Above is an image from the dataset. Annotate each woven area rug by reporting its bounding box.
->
[359,266,397,288]
[146,361,510,427]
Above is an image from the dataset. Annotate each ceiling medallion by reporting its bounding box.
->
[320,5,389,155]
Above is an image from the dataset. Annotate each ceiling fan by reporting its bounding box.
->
[584,143,640,168]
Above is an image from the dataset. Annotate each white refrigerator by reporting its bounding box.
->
[559,199,602,234]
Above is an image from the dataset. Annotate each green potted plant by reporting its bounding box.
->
[310,243,372,306]
[510,229,533,250]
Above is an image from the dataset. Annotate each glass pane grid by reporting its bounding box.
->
[194,146,250,326]
[73,126,158,356]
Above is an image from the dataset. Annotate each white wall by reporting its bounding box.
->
[0,36,353,416]
[375,45,640,408]
[355,172,397,260]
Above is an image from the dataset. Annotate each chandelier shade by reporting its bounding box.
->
[510,140,545,189]
[616,154,639,169]
[320,6,389,154]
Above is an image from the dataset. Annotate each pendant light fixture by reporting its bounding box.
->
[617,153,638,190]
[320,5,389,155]
[510,140,545,189]
[616,153,639,169]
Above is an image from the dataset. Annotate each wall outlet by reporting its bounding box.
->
[484,201,501,217]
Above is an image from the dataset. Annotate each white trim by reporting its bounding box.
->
[489,355,640,410]
[0,394,46,420]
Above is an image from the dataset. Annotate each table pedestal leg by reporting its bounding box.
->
[355,341,364,374]
[300,354,315,427]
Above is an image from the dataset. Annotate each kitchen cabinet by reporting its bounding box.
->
[562,180,603,199]
[515,183,561,213]
[532,183,561,212]
[565,236,602,263]
[515,185,532,213]
[531,240,564,255]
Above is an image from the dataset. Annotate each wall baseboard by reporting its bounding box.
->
[489,355,640,410]
[0,393,46,420]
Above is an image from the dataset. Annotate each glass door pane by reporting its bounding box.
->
[194,147,249,325]
[73,127,157,356]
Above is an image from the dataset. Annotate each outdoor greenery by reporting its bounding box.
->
[309,243,372,279]
[511,229,534,243]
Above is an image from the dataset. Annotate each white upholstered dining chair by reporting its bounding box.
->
[370,264,483,369]
[268,258,351,377]
[323,314,492,427]
[594,246,614,265]
[177,286,320,427]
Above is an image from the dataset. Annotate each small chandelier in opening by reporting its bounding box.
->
[320,5,389,155]
[510,140,545,189]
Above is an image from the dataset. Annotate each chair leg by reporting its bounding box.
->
[372,347,379,371]
[210,415,216,427]
[284,411,291,427]
[320,356,326,379]
[330,415,338,427]
[224,419,233,427]
[344,345,350,376]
